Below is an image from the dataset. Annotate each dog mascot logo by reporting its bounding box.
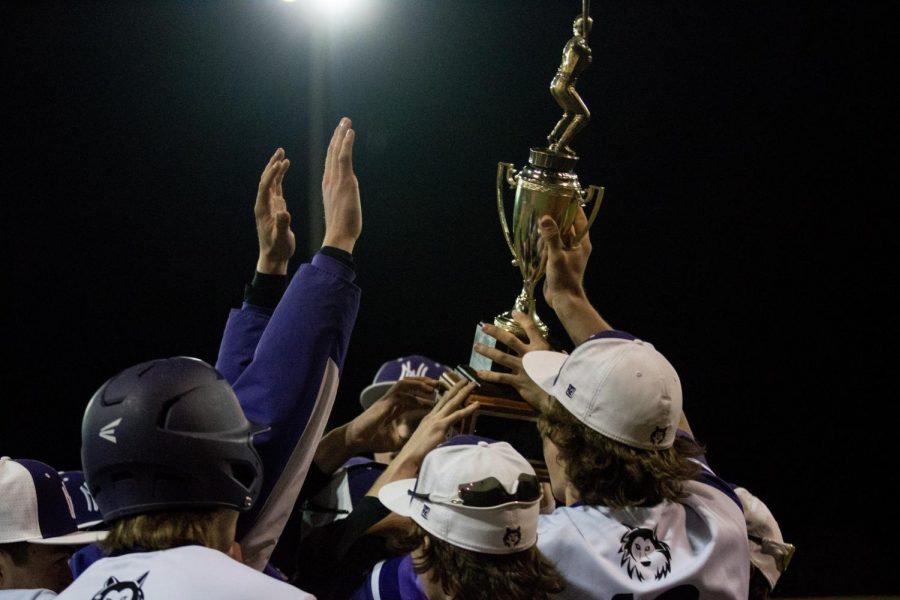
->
[503,526,522,548]
[619,526,672,581]
[91,572,149,600]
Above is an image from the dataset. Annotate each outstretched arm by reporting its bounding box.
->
[233,119,363,569]
[312,376,437,475]
[367,380,479,497]
[215,149,294,384]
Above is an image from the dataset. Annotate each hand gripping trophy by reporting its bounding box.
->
[492,0,604,343]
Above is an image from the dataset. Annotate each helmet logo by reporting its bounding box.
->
[99,418,123,444]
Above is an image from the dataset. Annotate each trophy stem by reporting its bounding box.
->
[494,282,548,340]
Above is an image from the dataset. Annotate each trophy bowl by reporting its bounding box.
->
[494,148,603,341]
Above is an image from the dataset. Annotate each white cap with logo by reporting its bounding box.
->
[378,440,541,554]
[522,336,682,450]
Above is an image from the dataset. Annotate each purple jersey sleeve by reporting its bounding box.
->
[226,253,360,539]
[351,555,428,600]
[216,303,273,385]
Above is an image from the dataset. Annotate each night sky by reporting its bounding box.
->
[4,1,897,595]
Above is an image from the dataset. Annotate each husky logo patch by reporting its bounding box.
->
[91,572,149,600]
[650,426,669,445]
[619,527,672,581]
[565,384,576,398]
[503,526,522,548]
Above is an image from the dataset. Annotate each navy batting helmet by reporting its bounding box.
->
[81,357,265,521]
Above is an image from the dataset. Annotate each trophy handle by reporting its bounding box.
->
[496,162,518,262]
[582,184,605,230]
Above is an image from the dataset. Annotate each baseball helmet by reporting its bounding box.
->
[81,357,265,521]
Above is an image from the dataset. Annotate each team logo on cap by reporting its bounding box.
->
[650,426,668,446]
[618,526,672,581]
[399,361,429,379]
[565,384,576,398]
[421,504,431,520]
[80,482,100,512]
[503,526,522,548]
[91,572,149,600]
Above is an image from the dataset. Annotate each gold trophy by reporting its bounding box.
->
[470,1,604,373]
[461,4,605,480]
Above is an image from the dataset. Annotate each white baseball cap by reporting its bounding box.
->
[522,335,682,450]
[1,457,106,545]
[734,486,795,589]
[378,439,541,554]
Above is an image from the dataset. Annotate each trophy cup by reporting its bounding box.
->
[461,2,605,479]
[470,0,604,372]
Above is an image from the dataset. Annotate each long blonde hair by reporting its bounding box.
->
[101,508,235,554]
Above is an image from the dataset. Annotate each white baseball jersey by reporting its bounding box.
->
[538,473,750,599]
[0,591,58,600]
[56,545,313,600]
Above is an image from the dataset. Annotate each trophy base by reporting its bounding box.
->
[440,367,547,481]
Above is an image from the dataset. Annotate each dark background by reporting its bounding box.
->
[3,1,897,595]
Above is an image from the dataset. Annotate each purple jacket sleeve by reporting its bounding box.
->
[229,253,360,538]
[215,304,272,386]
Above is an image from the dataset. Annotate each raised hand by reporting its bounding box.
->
[539,207,611,344]
[344,377,438,456]
[254,148,294,275]
[474,311,554,413]
[539,206,591,310]
[321,118,362,253]
[389,381,478,474]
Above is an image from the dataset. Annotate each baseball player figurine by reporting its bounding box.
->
[547,13,593,155]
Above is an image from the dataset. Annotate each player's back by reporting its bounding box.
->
[57,545,313,600]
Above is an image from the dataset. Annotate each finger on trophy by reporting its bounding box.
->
[475,368,516,389]
[480,321,526,355]
[511,310,551,349]
[473,341,520,369]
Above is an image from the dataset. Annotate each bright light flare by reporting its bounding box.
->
[282,0,373,24]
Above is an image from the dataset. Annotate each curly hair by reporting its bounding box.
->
[410,525,565,600]
[537,399,704,508]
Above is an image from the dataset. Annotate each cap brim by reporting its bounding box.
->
[377,478,418,517]
[522,350,569,394]
[30,529,107,546]
[359,381,394,410]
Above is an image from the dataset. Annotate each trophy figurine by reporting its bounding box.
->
[487,1,604,347]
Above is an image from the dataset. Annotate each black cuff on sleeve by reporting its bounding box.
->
[318,246,355,270]
[243,271,288,309]
[297,462,333,503]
